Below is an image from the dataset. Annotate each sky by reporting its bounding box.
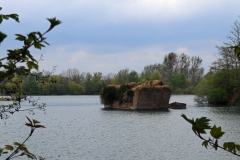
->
[1,1,240,75]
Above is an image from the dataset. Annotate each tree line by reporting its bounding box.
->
[1,52,205,95]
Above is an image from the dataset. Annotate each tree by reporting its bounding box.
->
[169,74,187,90]
[69,81,85,95]
[177,53,190,76]
[0,7,61,159]
[65,68,81,83]
[49,75,64,94]
[84,72,93,94]
[102,73,114,86]
[194,77,209,103]
[91,72,103,94]
[128,70,139,82]
[140,63,164,80]
[183,16,240,158]
[149,70,162,81]
[162,52,177,83]
[37,80,50,94]
[194,16,240,105]
[139,52,203,94]
[115,68,130,84]
[207,88,228,104]
[188,56,204,86]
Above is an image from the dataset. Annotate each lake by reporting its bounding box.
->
[1,95,240,160]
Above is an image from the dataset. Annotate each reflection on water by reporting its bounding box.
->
[1,95,240,160]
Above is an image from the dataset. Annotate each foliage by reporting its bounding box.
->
[115,69,130,84]
[194,75,207,97]
[4,51,205,96]
[0,117,45,160]
[0,11,61,119]
[182,85,195,94]
[117,85,131,104]
[194,68,235,104]
[183,16,240,158]
[100,84,132,105]
[169,74,187,90]
[100,86,118,105]
[162,52,177,83]
[0,7,61,160]
[0,10,60,80]
[128,70,139,82]
[138,78,148,83]
[140,53,203,93]
[194,16,240,105]
[182,114,240,157]
[207,88,228,104]
[69,81,85,95]
[149,70,162,81]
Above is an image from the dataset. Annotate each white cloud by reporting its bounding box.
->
[38,40,218,75]
[2,0,239,24]
[1,0,237,76]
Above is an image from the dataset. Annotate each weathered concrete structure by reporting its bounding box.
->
[101,80,171,110]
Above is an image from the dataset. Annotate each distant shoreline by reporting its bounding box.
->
[0,98,14,101]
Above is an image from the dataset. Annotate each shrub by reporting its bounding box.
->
[207,88,228,104]
[100,86,118,105]
[100,85,132,105]
[117,85,130,104]
[183,85,195,94]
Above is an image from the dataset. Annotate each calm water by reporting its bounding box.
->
[1,95,240,160]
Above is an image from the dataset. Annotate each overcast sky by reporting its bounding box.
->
[1,1,240,75]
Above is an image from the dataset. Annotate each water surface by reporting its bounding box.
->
[1,95,240,160]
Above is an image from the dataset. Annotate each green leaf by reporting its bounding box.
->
[210,125,225,139]
[27,61,38,70]
[0,148,4,153]
[202,140,208,148]
[192,117,211,134]
[181,114,194,125]
[223,142,236,152]
[46,17,62,32]
[14,142,21,146]
[5,145,14,151]
[0,31,7,43]
[27,32,36,42]
[235,144,240,151]
[20,146,29,152]
[34,43,45,49]
[8,14,19,22]
[0,11,19,23]
[15,34,26,41]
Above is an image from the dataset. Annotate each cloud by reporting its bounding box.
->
[1,0,239,76]
[2,0,239,24]
[38,39,218,75]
